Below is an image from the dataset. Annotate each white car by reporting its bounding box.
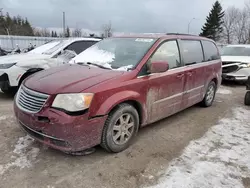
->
[0,37,101,94]
[221,44,250,82]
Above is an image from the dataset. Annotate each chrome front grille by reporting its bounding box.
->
[16,86,49,113]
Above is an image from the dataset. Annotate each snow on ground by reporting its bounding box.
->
[146,107,250,188]
[0,135,40,175]
[0,115,9,121]
[217,87,232,95]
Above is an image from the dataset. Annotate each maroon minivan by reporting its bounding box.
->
[14,34,222,153]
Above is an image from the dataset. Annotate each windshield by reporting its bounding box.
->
[28,41,61,54]
[72,37,157,71]
[222,46,250,56]
[42,40,68,55]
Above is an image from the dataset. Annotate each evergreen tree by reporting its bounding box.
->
[54,31,58,37]
[200,1,225,41]
[51,31,54,37]
[24,18,34,36]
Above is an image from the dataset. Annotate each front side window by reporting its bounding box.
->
[72,38,157,71]
[181,40,204,65]
[150,40,181,69]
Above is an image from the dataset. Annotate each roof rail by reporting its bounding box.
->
[166,33,198,36]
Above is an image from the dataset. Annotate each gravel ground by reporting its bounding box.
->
[0,85,248,188]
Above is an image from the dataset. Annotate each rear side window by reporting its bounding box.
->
[202,40,220,61]
[65,41,98,54]
[181,40,204,65]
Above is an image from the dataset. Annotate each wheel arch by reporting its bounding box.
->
[18,68,44,86]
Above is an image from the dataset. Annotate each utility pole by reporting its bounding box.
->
[188,18,195,34]
[62,11,66,37]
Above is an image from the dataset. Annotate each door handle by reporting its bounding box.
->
[187,72,193,76]
[177,74,184,78]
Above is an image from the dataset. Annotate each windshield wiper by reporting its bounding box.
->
[77,62,112,70]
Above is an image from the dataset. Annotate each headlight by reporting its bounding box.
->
[52,93,94,112]
[240,63,250,68]
[0,63,16,69]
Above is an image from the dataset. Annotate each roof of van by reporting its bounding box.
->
[112,33,213,41]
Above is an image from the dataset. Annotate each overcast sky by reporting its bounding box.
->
[0,0,246,34]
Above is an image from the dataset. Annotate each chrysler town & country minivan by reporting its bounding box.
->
[14,34,222,154]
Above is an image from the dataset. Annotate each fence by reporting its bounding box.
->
[0,35,61,50]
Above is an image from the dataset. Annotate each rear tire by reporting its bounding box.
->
[244,91,250,106]
[200,81,216,107]
[101,103,139,153]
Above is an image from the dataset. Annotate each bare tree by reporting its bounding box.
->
[72,28,82,37]
[234,7,249,44]
[101,22,113,38]
[222,6,240,44]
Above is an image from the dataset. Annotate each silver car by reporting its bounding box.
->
[221,44,250,82]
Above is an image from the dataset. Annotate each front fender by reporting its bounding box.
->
[93,90,142,116]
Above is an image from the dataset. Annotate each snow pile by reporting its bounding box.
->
[0,135,40,175]
[70,46,134,71]
[117,64,133,71]
[0,115,9,121]
[146,107,250,188]
[217,87,232,95]
[71,46,114,66]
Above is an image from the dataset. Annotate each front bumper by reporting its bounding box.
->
[222,74,248,82]
[14,101,108,152]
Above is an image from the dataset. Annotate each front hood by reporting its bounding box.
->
[24,64,124,94]
[221,56,250,63]
[0,53,51,65]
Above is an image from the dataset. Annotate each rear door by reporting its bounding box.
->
[179,40,206,109]
[145,40,186,123]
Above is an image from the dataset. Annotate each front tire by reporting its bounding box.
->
[1,86,17,95]
[200,81,216,107]
[101,103,139,153]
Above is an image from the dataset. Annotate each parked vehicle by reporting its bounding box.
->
[14,34,221,154]
[244,76,250,105]
[0,47,9,56]
[0,37,101,94]
[221,44,250,82]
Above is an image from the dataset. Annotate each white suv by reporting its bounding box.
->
[0,37,101,94]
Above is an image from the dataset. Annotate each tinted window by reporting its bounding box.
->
[150,40,181,69]
[202,40,219,61]
[181,40,204,65]
[65,41,98,54]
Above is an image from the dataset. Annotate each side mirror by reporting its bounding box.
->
[149,61,169,74]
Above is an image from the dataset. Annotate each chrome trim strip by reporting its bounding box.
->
[154,85,204,104]
[184,85,204,94]
[20,121,64,141]
[154,92,183,104]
